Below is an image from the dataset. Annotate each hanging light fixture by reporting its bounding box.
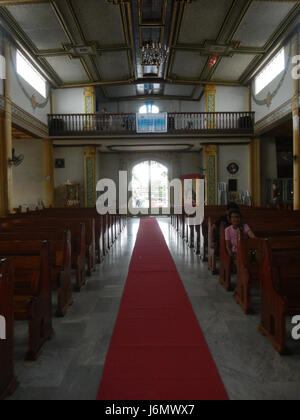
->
[141,42,170,67]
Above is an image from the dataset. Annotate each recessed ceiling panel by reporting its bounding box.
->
[46,56,89,83]
[171,51,207,79]
[96,51,130,80]
[234,1,296,47]
[5,4,69,50]
[142,0,164,23]
[178,0,232,44]
[211,54,255,82]
[71,0,125,45]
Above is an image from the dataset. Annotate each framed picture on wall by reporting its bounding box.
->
[55,159,65,169]
[228,179,238,192]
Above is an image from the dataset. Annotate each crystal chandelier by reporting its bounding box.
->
[141,42,170,67]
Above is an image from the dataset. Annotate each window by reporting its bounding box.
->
[255,48,285,95]
[139,103,159,114]
[16,51,46,98]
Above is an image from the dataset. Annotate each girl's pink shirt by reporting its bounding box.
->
[225,224,251,252]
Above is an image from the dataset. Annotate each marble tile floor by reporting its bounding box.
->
[8,218,300,401]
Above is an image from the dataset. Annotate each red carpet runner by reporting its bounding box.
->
[97,219,228,400]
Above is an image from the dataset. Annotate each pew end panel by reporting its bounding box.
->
[0,259,18,400]
[208,217,218,275]
[0,230,73,318]
[0,241,54,361]
[219,223,234,291]
[235,238,262,314]
[259,238,300,355]
[54,231,73,317]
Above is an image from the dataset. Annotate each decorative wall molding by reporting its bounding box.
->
[254,98,293,135]
[0,95,48,138]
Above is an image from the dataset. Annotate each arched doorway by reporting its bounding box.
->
[131,160,169,212]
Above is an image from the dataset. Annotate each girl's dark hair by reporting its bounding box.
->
[229,209,244,233]
[229,209,241,219]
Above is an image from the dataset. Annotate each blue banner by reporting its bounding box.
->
[136,113,168,134]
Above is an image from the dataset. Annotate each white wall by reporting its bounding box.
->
[9,43,50,125]
[98,152,202,183]
[178,153,202,177]
[217,144,249,192]
[251,41,293,123]
[53,147,84,186]
[96,86,249,115]
[105,99,201,114]
[12,139,47,209]
[52,88,85,114]
[52,85,251,116]
[53,147,85,206]
[216,86,249,112]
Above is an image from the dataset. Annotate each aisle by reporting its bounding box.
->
[97,219,228,400]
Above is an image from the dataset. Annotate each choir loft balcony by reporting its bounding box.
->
[48,112,255,138]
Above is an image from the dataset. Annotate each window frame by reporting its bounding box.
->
[16,50,47,98]
[139,103,160,114]
[255,48,285,95]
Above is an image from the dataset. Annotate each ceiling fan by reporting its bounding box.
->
[8,149,24,167]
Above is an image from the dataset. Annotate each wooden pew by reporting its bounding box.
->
[235,231,300,314]
[219,218,300,291]
[0,231,72,317]
[219,222,233,291]
[0,241,54,360]
[235,238,262,314]
[0,259,18,400]
[0,219,87,292]
[23,208,127,260]
[202,206,300,262]
[259,236,300,354]
[18,208,106,264]
[7,217,96,276]
[208,217,218,274]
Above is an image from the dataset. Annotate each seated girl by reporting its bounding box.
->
[225,210,256,258]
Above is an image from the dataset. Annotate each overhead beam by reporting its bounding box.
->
[61,77,241,89]
[0,0,50,4]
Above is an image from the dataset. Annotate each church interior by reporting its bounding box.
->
[1,0,300,402]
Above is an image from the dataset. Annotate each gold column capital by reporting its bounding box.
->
[205,85,216,94]
[84,86,95,96]
[84,146,97,156]
[203,144,217,154]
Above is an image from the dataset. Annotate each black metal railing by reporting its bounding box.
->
[48,112,255,137]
